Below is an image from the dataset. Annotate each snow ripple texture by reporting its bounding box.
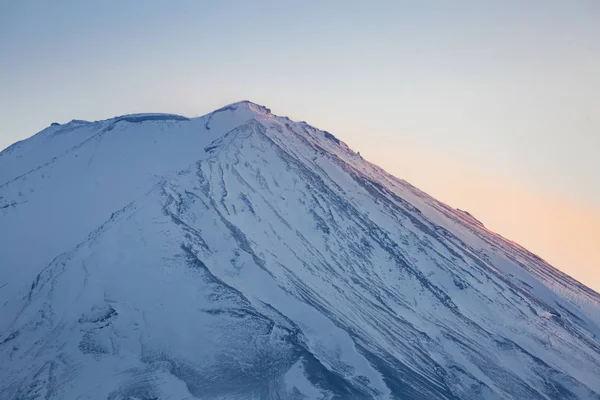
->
[0,102,599,399]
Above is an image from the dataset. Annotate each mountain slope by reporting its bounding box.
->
[1,101,599,399]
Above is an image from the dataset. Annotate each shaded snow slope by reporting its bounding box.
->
[1,101,599,399]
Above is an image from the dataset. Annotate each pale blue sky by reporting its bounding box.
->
[1,1,599,284]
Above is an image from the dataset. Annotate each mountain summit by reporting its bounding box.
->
[1,101,599,399]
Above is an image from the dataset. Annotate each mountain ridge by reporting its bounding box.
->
[1,101,599,399]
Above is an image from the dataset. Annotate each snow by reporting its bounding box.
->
[1,100,599,399]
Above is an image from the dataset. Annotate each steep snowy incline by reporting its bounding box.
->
[1,101,599,399]
[0,103,269,333]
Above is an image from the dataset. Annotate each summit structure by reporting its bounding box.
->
[1,101,599,399]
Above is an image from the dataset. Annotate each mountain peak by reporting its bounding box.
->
[202,100,272,132]
[1,101,600,400]
[213,100,272,116]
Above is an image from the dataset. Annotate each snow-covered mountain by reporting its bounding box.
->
[1,101,599,399]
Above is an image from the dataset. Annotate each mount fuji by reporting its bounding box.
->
[1,101,599,399]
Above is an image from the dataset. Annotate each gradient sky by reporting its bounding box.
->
[1,1,599,290]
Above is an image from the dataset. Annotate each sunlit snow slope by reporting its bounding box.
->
[1,101,599,399]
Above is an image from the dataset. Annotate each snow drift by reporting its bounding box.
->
[1,101,599,399]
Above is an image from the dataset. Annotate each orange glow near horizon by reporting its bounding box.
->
[367,146,600,293]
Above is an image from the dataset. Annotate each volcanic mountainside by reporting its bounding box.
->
[1,101,599,399]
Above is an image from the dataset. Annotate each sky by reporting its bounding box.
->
[1,1,599,290]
